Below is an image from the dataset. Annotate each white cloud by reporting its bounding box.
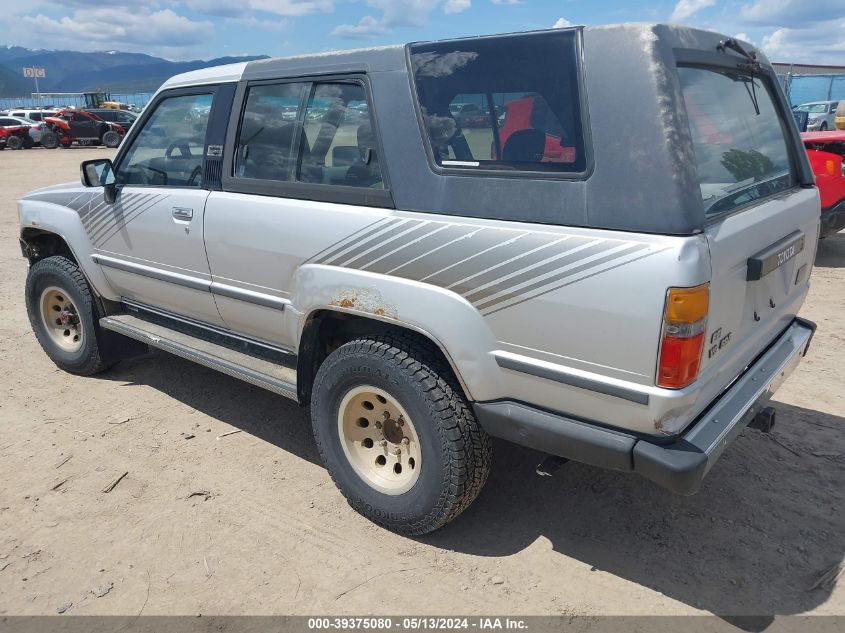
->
[444,0,470,13]
[330,15,387,39]
[332,0,469,39]
[184,0,333,18]
[491,0,521,4]
[739,0,845,27]
[227,15,290,32]
[759,18,845,63]
[17,8,215,58]
[669,0,716,22]
[552,17,572,28]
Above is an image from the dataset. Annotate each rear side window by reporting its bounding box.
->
[235,82,308,181]
[679,66,796,216]
[234,80,384,189]
[409,30,586,174]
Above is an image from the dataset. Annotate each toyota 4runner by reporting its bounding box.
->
[19,24,819,535]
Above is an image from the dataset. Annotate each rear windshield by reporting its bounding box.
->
[679,66,796,216]
[409,30,586,174]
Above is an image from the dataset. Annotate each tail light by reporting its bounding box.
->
[656,284,709,389]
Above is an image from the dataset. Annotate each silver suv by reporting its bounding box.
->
[18,25,819,535]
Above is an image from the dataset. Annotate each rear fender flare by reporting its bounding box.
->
[287,264,503,401]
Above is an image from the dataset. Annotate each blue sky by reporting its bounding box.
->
[3,0,845,64]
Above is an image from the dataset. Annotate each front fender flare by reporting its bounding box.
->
[19,197,118,301]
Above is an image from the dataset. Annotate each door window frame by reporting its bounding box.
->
[221,73,394,209]
[112,85,221,189]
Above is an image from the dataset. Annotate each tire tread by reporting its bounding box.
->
[312,333,492,535]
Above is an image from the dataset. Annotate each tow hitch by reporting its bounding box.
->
[535,455,569,477]
[748,406,776,433]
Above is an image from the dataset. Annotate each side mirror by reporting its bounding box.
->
[80,158,118,204]
[80,158,115,187]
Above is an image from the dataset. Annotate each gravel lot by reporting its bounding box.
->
[0,147,843,619]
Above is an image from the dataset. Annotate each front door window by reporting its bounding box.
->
[117,93,213,188]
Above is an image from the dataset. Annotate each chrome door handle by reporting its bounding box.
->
[171,207,193,221]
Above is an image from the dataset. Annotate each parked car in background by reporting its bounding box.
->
[85,108,139,130]
[41,109,125,149]
[802,131,845,237]
[0,115,43,146]
[0,123,36,150]
[793,100,840,131]
[449,102,488,127]
[3,109,58,122]
[836,100,845,130]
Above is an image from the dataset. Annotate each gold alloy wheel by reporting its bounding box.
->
[39,286,83,353]
[337,385,422,495]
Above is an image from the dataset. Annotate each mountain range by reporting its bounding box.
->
[0,46,268,96]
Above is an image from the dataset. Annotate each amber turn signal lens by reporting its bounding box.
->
[657,284,709,389]
[664,284,709,323]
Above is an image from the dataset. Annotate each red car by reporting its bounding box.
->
[0,124,33,150]
[41,109,125,149]
[494,95,577,163]
[802,131,845,238]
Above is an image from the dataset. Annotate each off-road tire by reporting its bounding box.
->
[102,130,121,148]
[311,334,492,535]
[40,131,59,149]
[22,135,34,149]
[6,135,23,150]
[25,256,113,376]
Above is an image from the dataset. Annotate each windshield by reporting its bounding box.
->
[794,103,828,113]
[679,66,795,216]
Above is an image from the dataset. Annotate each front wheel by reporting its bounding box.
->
[820,122,829,131]
[40,131,59,149]
[311,335,492,535]
[102,130,121,148]
[25,256,113,375]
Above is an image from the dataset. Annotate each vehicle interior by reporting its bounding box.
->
[236,82,383,189]
[411,32,582,170]
[116,94,211,188]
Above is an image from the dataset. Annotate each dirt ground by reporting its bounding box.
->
[0,147,843,619]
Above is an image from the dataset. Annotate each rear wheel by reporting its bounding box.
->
[6,135,23,150]
[25,256,113,376]
[311,334,491,535]
[22,135,34,149]
[102,130,121,148]
[40,131,59,149]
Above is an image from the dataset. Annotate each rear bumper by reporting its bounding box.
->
[820,199,845,238]
[474,317,816,495]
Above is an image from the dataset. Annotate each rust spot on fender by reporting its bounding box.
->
[329,288,398,320]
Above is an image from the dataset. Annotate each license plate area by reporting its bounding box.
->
[746,231,805,281]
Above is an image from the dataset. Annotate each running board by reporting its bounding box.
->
[100,314,298,400]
